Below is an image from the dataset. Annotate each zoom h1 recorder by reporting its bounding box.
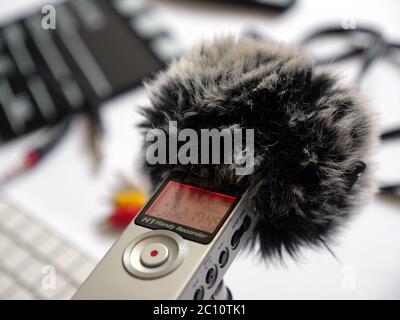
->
[74,171,255,300]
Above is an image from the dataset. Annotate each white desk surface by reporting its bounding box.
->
[1,0,400,299]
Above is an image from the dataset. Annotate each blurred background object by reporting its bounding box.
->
[0,0,400,300]
[163,0,296,12]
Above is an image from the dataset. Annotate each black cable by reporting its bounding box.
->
[301,25,400,196]
[301,26,387,84]
[381,128,400,140]
[0,114,72,185]
[34,114,72,159]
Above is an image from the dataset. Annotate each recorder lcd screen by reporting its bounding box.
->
[146,181,237,234]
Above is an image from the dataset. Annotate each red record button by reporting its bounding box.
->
[150,250,158,257]
[140,243,170,268]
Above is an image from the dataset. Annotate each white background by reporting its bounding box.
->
[0,0,400,299]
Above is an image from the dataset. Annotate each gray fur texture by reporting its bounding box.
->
[140,36,377,259]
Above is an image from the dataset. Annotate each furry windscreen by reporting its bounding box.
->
[139,36,377,259]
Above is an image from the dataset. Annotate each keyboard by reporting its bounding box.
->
[0,196,97,300]
[0,0,180,143]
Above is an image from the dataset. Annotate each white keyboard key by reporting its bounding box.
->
[32,232,62,257]
[53,245,81,271]
[1,242,28,270]
[0,233,12,253]
[0,272,15,295]
[70,259,96,284]
[15,219,43,244]
[7,285,36,300]
[0,196,96,299]
[36,274,70,300]
[1,209,25,230]
[55,282,77,300]
[36,287,59,300]
[17,257,44,288]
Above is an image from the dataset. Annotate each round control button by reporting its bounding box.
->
[205,265,218,287]
[219,248,229,268]
[123,230,186,279]
[140,243,169,267]
[193,286,205,300]
[231,230,243,249]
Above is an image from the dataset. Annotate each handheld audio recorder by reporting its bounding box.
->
[73,171,255,300]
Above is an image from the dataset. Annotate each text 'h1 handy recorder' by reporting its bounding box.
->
[73,171,255,300]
